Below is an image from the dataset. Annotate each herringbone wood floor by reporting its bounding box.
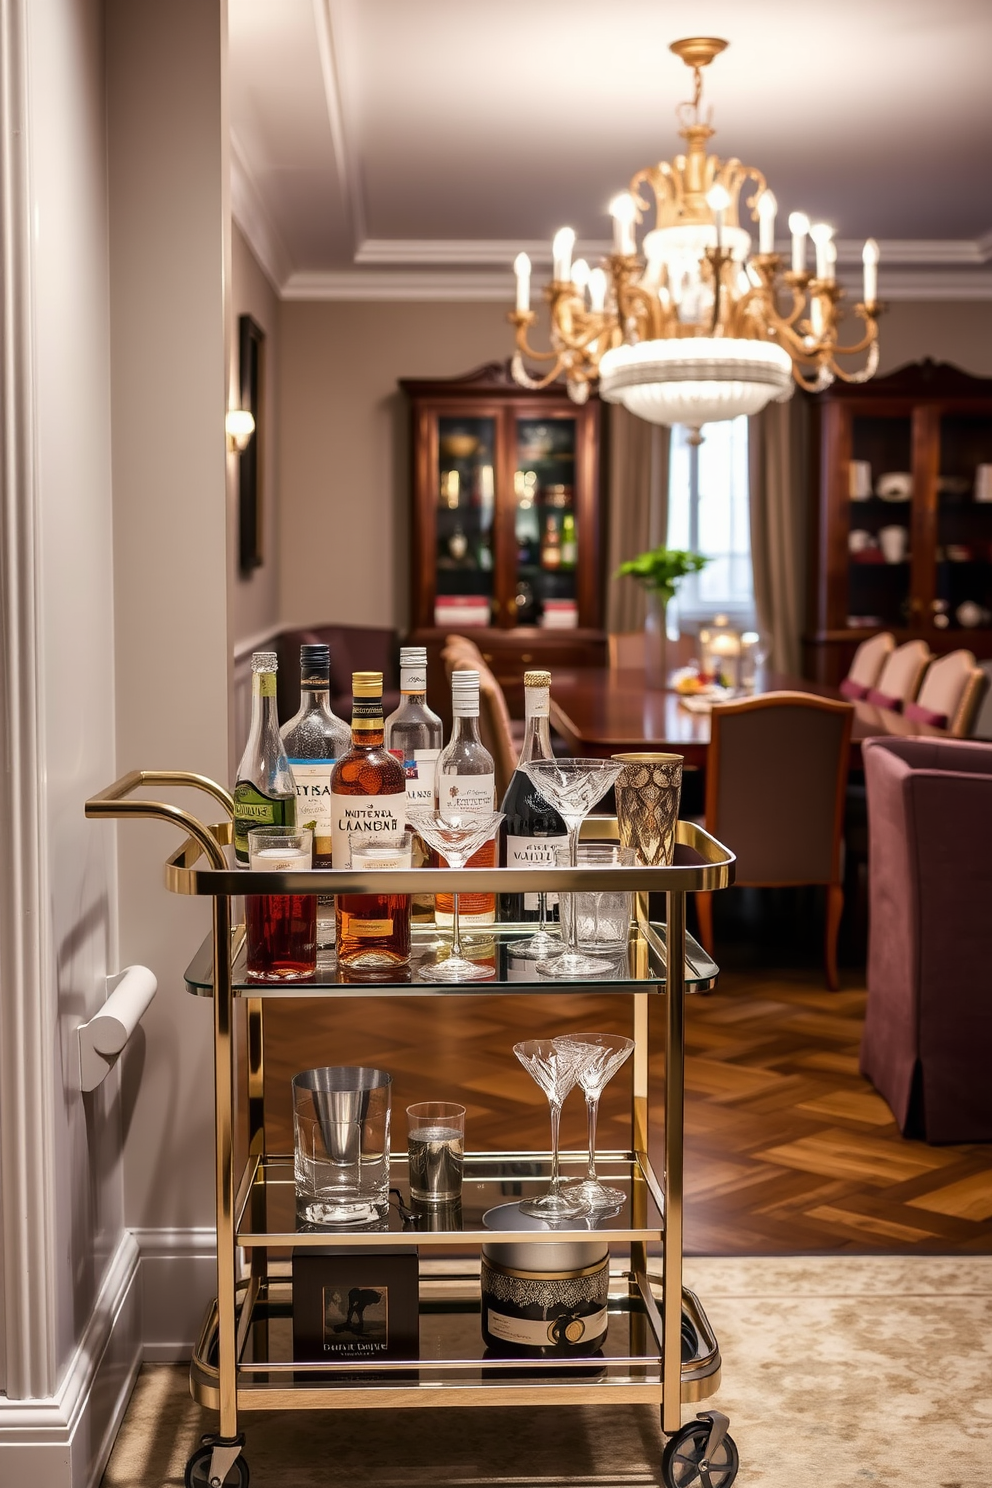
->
[258,892,992,1255]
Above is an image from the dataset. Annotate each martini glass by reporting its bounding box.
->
[522,758,625,978]
[554,1032,634,1209]
[407,810,504,982]
[510,883,564,962]
[512,1038,587,1220]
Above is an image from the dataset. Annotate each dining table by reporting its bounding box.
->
[549,667,950,771]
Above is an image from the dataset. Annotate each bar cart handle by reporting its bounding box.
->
[78,964,157,1091]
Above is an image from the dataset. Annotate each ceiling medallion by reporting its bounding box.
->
[509,38,882,429]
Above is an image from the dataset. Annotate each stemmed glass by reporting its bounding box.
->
[522,758,625,978]
[554,1032,634,1210]
[512,1039,587,1219]
[511,884,563,962]
[407,810,504,982]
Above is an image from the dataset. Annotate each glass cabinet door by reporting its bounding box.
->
[434,416,496,628]
[512,415,578,629]
[934,413,992,634]
[846,414,914,629]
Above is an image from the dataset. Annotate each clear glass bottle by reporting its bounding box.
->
[384,646,443,813]
[281,643,350,946]
[498,670,568,922]
[435,670,496,925]
[329,672,407,869]
[233,652,297,867]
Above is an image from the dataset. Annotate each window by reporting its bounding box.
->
[667,416,754,626]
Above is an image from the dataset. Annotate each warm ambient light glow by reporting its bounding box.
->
[225,408,255,452]
[509,38,881,429]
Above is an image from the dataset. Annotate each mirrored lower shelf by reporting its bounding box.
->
[236,1152,665,1248]
[189,1271,722,1409]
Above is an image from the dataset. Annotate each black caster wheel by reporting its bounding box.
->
[184,1441,250,1488]
[662,1412,739,1488]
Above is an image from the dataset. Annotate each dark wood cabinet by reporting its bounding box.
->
[806,359,992,685]
[401,362,606,715]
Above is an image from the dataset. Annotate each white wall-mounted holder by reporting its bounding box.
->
[77,964,158,1092]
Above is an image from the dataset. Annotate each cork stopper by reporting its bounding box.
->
[524,670,551,688]
[352,671,383,697]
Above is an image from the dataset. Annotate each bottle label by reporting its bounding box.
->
[254,671,277,700]
[524,688,550,719]
[389,747,440,810]
[505,832,568,910]
[330,793,405,869]
[400,666,427,693]
[351,697,383,727]
[485,1306,608,1348]
[438,773,495,818]
[286,760,335,859]
[348,917,393,938]
[233,782,296,863]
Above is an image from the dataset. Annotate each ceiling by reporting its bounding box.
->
[229,0,992,301]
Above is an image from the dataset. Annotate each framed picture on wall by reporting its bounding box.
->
[238,313,265,574]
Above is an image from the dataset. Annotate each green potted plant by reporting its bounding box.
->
[614,545,708,688]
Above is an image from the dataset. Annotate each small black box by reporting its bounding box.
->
[292,1247,420,1363]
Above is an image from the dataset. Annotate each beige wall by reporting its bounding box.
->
[279,300,508,631]
[230,223,281,649]
[877,300,992,377]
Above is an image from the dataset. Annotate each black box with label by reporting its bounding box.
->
[292,1247,420,1363]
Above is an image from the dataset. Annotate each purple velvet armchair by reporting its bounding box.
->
[861,736,992,1142]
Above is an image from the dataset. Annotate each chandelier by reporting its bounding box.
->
[509,37,882,430]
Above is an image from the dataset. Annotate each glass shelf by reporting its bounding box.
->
[183,922,719,998]
[236,1152,664,1249]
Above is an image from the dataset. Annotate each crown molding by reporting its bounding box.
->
[230,133,293,293]
[282,268,516,301]
[312,0,366,250]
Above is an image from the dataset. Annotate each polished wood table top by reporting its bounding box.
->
[549,668,949,768]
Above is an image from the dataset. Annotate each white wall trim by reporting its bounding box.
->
[230,131,292,294]
[0,0,60,1401]
[312,0,366,251]
[0,1231,141,1488]
[132,1227,217,1362]
[232,623,282,661]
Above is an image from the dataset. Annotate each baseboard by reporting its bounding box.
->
[132,1226,218,1362]
[0,1229,141,1488]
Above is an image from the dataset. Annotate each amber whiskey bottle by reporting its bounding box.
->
[329,672,407,868]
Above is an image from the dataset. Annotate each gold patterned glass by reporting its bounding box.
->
[612,753,683,867]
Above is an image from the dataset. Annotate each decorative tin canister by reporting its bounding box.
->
[481,1202,610,1357]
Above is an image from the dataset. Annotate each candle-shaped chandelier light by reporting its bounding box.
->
[509,38,882,430]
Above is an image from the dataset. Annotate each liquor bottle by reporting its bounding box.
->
[560,512,577,570]
[329,672,407,869]
[384,646,443,815]
[233,651,297,867]
[541,513,561,570]
[434,670,496,925]
[281,644,350,946]
[498,670,568,922]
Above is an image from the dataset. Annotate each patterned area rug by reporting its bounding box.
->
[101,1256,992,1487]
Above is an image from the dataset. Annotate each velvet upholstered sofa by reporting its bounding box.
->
[860,735,992,1142]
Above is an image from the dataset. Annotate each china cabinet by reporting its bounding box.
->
[401,363,606,715]
[806,360,992,685]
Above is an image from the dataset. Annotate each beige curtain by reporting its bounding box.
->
[748,394,809,675]
[605,405,671,633]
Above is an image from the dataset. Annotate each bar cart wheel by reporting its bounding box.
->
[185,1435,249,1488]
[662,1411,739,1488]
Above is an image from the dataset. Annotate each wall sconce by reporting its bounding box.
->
[226,408,255,453]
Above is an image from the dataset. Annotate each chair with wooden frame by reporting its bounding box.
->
[907,648,983,737]
[866,637,930,710]
[440,638,519,801]
[608,630,698,672]
[695,691,854,990]
[839,630,894,700]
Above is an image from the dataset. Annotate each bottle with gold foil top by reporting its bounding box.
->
[329,672,407,868]
[233,652,297,866]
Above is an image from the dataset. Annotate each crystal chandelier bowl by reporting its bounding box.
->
[599,337,795,428]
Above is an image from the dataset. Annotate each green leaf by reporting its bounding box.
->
[614,545,709,599]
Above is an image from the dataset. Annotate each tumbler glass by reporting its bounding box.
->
[556,844,635,953]
[293,1066,392,1226]
[246,826,316,981]
[406,1101,466,1203]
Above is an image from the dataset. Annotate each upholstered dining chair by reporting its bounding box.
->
[968,660,992,739]
[907,648,983,736]
[866,637,930,710]
[440,638,519,801]
[608,630,697,672]
[839,631,894,700]
[860,736,992,1141]
[695,691,854,989]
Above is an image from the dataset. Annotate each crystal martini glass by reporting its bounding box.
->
[522,758,625,978]
[512,1038,587,1220]
[407,810,504,982]
[554,1032,634,1209]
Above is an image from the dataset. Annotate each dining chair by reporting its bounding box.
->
[860,736,992,1140]
[440,638,518,801]
[906,648,983,736]
[608,629,701,673]
[696,691,854,990]
[865,637,930,710]
[968,661,992,739]
[839,631,894,700]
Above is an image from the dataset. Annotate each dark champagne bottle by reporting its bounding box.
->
[498,670,568,922]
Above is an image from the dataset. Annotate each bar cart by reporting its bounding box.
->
[86,771,738,1488]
